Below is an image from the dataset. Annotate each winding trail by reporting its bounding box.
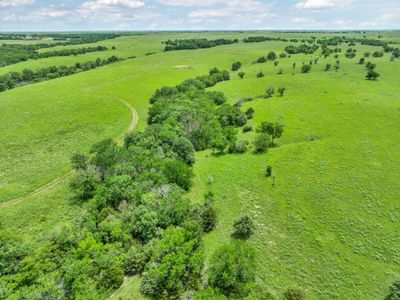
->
[0,98,138,209]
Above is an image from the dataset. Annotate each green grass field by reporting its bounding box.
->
[1,32,400,299]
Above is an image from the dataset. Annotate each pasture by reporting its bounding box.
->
[1,31,400,299]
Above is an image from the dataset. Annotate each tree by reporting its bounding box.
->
[256,71,264,78]
[253,134,271,153]
[238,71,246,79]
[256,56,267,63]
[265,87,275,98]
[232,61,242,71]
[233,215,254,238]
[385,280,400,300]
[265,165,272,177]
[71,152,89,170]
[283,288,305,300]
[245,107,255,119]
[141,227,203,298]
[163,160,193,190]
[267,51,277,61]
[216,104,247,127]
[172,136,195,165]
[69,168,100,201]
[207,241,256,297]
[257,121,284,145]
[301,64,311,73]
[325,63,331,71]
[201,202,217,233]
[366,69,380,80]
[359,57,365,64]
[278,87,286,97]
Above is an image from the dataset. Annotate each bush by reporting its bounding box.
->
[69,168,100,201]
[256,71,264,78]
[201,202,217,232]
[265,87,275,98]
[208,241,256,297]
[233,215,254,238]
[283,288,305,300]
[232,61,242,71]
[243,126,253,133]
[385,280,400,300]
[267,51,277,61]
[278,87,286,96]
[238,71,246,79]
[163,160,193,191]
[245,107,255,119]
[228,140,249,154]
[301,64,311,73]
[172,136,195,165]
[325,63,331,71]
[71,153,89,170]
[253,133,271,153]
[366,69,380,80]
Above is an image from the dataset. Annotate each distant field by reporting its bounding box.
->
[1,32,400,299]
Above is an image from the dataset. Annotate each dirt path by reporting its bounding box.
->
[0,98,139,209]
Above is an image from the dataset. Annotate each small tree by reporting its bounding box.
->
[245,107,255,119]
[359,57,365,64]
[283,288,305,300]
[278,87,286,97]
[274,61,279,66]
[238,71,246,79]
[233,215,254,238]
[253,133,271,153]
[256,71,264,78]
[267,51,277,61]
[71,152,89,170]
[301,64,311,73]
[325,63,331,71]
[232,61,242,71]
[292,62,296,69]
[265,87,275,98]
[366,69,380,80]
[265,165,272,177]
[257,121,284,145]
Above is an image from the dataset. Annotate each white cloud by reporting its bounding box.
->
[295,0,351,10]
[0,0,34,8]
[188,0,273,19]
[80,0,145,11]
[157,0,223,6]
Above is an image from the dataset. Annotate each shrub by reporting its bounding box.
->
[163,160,193,191]
[207,241,256,297]
[301,64,311,73]
[245,107,255,119]
[265,165,272,177]
[385,280,400,300]
[201,202,217,233]
[325,63,331,71]
[238,71,246,79]
[283,288,305,300]
[232,61,242,71]
[366,69,380,80]
[267,51,277,61]
[265,87,275,98]
[243,126,253,133]
[253,133,271,153]
[233,215,254,238]
[69,168,100,201]
[278,87,286,96]
[256,71,264,78]
[71,152,89,170]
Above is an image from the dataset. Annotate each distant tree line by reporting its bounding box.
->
[285,44,319,54]
[0,44,108,67]
[243,36,298,43]
[163,38,238,51]
[0,56,120,92]
[0,32,121,43]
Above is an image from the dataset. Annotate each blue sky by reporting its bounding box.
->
[0,0,399,31]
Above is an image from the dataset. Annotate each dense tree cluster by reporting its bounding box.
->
[285,44,319,55]
[0,44,108,66]
[163,38,238,51]
[243,36,293,43]
[0,68,256,299]
[0,32,121,43]
[0,56,120,92]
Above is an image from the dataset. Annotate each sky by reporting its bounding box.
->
[0,0,399,31]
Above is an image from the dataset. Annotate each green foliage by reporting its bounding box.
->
[164,38,238,51]
[278,87,286,96]
[172,136,196,165]
[163,160,193,191]
[238,71,246,79]
[71,152,89,171]
[233,215,254,238]
[366,69,380,80]
[69,168,100,201]
[217,104,247,127]
[325,63,331,71]
[232,61,242,71]
[301,64,311,73]
[283,287,306,300]
[95,175,135,209]
[267,51,277,61]
[257,71,265,78]
[265,87,275,98]
[385,280,400,300]
[141,227,203,298]
[257,121,284,145]
[253,133,271,153]
[207,241,256,297]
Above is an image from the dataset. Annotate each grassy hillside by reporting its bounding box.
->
[1,32,400,299]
